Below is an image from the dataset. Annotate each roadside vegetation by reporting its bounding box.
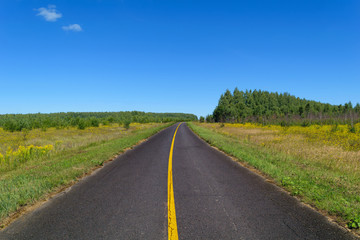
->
[0,122,171,225]
[0,111,197,132]
[189,122,360,230]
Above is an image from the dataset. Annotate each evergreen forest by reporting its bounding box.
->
[210,88,360,126]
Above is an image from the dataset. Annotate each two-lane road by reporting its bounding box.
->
[0,123,356,239]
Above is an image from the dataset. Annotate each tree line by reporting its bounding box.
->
[206,89,360,126]
[0,111,198,132]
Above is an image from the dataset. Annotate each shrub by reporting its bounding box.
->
[123,120,131,130]
[205,115,214,123]
[301,120,311,127]
[90,117,100,127]
[3,120,17,132]
[348,217,360,229]
[348,124,356,133]
[77,119,87,130]
[331,124,338,133]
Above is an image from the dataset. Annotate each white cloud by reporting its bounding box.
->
[36,5,62,22]
[62,24,82,32]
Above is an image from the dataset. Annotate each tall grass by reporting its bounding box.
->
[0,145,53,171]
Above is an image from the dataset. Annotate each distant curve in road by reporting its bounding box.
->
[0,123,357,240]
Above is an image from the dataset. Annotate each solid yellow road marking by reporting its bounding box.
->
[168,123,182,240]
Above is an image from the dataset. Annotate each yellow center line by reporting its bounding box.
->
[168,123,182,240]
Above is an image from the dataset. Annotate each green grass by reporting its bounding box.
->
[0,123,171,223]
[188,122,360,230]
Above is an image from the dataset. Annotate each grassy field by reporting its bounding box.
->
[0,123,171,225]
[188,122,360,230]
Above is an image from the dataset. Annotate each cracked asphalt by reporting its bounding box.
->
[0,123,357,239]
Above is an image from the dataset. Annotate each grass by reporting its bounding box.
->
[0,122,161,154]
[0,123,165,171]
[0,123,171,224]
[188,122,360,230]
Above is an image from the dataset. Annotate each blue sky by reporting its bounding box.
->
[1,0,359,117]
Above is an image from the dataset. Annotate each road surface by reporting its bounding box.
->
[0,123,356,239]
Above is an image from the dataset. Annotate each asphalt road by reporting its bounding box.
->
[0,123,357,239]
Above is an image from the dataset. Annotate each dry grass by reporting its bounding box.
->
[201,123,360,175]
[0,123,163,172]
[0,123,161,154]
